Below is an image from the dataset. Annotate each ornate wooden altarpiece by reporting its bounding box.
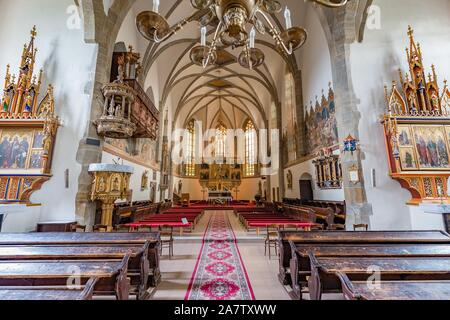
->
[383,27,450,205]
[0,27,59,204]
[199,162,242,192]
[313,149,342,190]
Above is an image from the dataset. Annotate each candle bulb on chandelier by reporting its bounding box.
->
[201,26,207,46]
[152,0,160,13]
[249,27,256,48]
[284,7,292,29]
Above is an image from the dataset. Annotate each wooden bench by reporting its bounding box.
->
[309,255,450,300]
[289,242,450,299]
[0,232,162,287]
[0,244,152,299]
[337,273,450,300]
[278,230,450,286]
[0,277,98,300]
[0,256,130,300]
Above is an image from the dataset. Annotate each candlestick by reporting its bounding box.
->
[284,7,292,30]
[201,26,207,46]
[153,0,160,13]
[249,27,256,48]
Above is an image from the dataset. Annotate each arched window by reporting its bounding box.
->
[184,120,196,177]
[215,122,227,160]
[244,120,257,177]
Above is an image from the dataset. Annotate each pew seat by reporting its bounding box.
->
[289,242,450,299]
[0,256,130,300]
[337,273,450,300]
[309,255,450,300]
[0,277,98,300]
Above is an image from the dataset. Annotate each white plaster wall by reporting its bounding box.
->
[0,0,98,231]
[299,5,333,113]
[281,6,341,202]
[350,0,450,230]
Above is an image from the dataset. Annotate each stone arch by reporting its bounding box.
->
[300,172,313,181]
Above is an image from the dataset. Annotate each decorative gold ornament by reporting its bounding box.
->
[0,27,60,204]
[382,27,450,204]
[89,164,134,229]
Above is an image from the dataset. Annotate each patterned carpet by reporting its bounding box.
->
[185,211,255,300]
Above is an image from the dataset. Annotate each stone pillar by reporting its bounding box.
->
[318,3,374,229]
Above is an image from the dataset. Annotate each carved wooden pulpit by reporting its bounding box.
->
[88,164,134,230]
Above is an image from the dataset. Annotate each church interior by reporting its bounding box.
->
[0,0,450,302]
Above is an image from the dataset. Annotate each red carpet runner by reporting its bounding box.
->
[185,211,255,300]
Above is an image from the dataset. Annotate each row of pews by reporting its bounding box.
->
[0,232,161,300]
[234,201,342,232]
[112,201,173,226]
[278,230,450,300]
[121,207,205,234]
[235,207,319,233]
[282,199,346,229]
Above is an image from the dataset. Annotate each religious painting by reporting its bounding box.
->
[305,85,339,155]
[30,150,44,169]
[104,137,158,169]
[32,131,45,149]
[399,147,418,170]
[397,125,413,146]
[413,126,450,170]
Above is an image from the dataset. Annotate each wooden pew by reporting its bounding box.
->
[0,244,152,300]
[0,277,98,301]
[0,232,161,287]
[0,255,130,300]
[289,242,450,299]
[337,272,450,300]
[278,230,450,286]
[308,254,450,300]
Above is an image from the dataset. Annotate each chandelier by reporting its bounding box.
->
[136,0,348,69]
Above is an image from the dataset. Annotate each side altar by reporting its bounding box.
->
[383,27,450,205]
[0,27,59,204]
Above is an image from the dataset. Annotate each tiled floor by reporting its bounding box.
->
[151,210,291,300]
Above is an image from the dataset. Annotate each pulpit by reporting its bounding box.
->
[88,164,134,230]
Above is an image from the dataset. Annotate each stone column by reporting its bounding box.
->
[317,3,374,229]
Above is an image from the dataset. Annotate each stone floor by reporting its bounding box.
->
[151,210,291,300]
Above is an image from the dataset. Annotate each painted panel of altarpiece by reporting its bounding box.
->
[0,128,45,172]
[395,124,450,171]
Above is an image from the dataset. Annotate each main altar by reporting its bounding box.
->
[199,163,242,204]
[383,27,450,205]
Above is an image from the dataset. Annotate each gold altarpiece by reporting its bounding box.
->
[383,27,450,205]
[199,163,243,192]
[0,27,59,204]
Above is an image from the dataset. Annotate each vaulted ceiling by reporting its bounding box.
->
[115,0,309,131]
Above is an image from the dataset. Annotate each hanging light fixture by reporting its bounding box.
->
[137,0,348,69]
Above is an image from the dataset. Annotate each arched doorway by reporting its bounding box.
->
[299,173,314,202]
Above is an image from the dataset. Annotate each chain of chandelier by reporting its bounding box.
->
[137,0,348,70]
